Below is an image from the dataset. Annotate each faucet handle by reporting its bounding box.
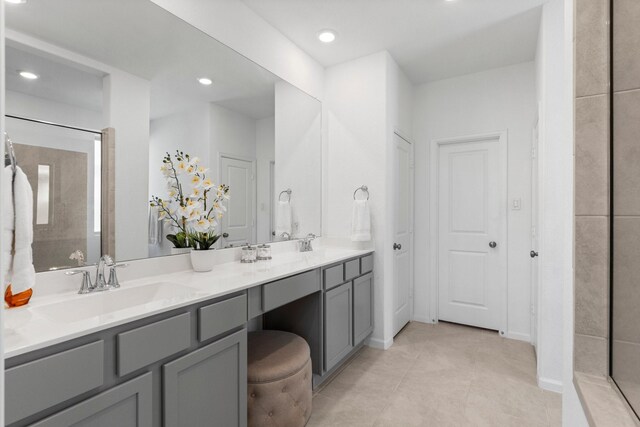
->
[108,263,129,289]
[66,269,93,294]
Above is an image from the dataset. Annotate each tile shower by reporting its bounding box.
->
[610,0,640,417]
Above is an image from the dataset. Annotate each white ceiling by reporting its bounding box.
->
[5,0,280,120]
[242,0,545,84]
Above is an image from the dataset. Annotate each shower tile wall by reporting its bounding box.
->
[611,0,640,412]
[574,0,610,377]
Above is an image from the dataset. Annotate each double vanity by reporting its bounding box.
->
[3,247,374,426]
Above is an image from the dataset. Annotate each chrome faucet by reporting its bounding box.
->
[66,255,127,294]
[299,233,316,252]
[95,255,113,290]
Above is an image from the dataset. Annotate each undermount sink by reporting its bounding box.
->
[38,282,205,323]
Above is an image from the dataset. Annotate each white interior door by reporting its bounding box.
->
[437,134,507,332]
[530,119,540,349]
[393,133,413,336]
[220,156,255,247]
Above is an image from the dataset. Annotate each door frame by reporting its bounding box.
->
[393,129,415,329]
[217,152,257,245]
[429,130,508,334]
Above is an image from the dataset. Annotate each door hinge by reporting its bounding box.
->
[531,145,537,159]
[531,226,537,239]
[530,304,535,316]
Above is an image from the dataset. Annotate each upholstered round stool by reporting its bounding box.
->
[247,330,313,427]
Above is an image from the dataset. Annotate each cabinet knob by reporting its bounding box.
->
[489,241,497,249]
[393,243,402,250]
[530,250,539,258]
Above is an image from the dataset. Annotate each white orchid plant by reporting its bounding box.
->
[150,151,230,250]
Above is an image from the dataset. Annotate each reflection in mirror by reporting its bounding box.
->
[35,164,50,225]
[5,0,322,270]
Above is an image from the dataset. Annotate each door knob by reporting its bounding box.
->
[222,232,229,238]
[530,250,539,258]
[393,243,402,250]
[489,241,497,248]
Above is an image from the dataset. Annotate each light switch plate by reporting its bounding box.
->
[512,198,522,210]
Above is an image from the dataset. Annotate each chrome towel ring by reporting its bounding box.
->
[353,185,369,200]
[279,188,292,202]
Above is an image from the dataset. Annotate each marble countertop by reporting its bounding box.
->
[3,247,373,359]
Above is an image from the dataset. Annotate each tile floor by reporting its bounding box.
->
[308,321,562,426]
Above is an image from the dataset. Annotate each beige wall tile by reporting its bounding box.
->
[575,95,609,216]
[575,0,609,97]
[575,333,608,376]
[613,90,640,215]
[613,0,640,92]
[575,216,609,337]
[612,217,640,344]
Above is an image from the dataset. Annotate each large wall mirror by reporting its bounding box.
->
[4,0,322,271]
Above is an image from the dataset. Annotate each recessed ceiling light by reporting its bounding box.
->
[5,0,28,4]
[19,71,38,80]
[198,77,213,86]
[317,30,337,43]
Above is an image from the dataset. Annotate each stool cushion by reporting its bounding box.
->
[247,330,313,427]
[248,330,310,383]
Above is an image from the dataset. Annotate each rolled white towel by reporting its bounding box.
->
[351,199,371,242]
[1,166,15,289]
[275,200,292,237]
[11,166,35,294]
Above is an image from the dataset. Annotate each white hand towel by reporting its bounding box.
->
[1,166,15,289]
[148,206,162,245]
[275,201,292,236]
[11,166,35,294]
[351,199,371,242]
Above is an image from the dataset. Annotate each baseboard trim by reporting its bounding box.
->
[366,336,393,350]
[411,316,435,324]
[506,331,531,342]
[538,376,563,393]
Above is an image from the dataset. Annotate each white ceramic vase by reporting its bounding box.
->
[170,247,191,255]
[190,249,215,272]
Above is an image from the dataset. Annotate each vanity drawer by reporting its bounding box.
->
[198,294,247,342]
[361,254,374,274]
[117,313,191,376]
[323,264,344,290]
[263,269,320,312]
[345,259,360,281]
[5,341,105,425]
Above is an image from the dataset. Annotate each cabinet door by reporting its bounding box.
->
[324,282,353,371]
[354,273,374,344]
[163,329,247,427]
[30,373,152,427]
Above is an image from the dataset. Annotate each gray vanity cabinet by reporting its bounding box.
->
[353,273,374,344]
[324,281,353,371]
[30,373,152,427]
[163,328,247,427]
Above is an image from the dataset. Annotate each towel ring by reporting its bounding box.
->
[353,185,369,201]
[279,188,292,202]
[4,132,17,175]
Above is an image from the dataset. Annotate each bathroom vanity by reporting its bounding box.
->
[3,250,374,427]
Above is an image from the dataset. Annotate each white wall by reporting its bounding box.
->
[275,81,322,238]
[149,0,324,101]
[535,0,572,394]
[6,91,102,131]
[103,72,151,262]
[210,104,257,173]
[324,52,389,346]
[256,117,275,243]
[412,62,537,340]
[324,51,411,348]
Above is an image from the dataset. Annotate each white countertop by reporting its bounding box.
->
[3,246,373,359]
